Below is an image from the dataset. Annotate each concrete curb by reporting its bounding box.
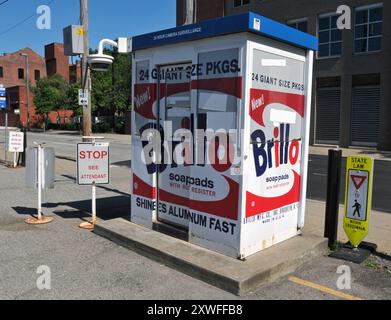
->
[94,218,329,296]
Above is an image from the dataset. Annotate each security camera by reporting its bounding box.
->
[88,38,129,72]
[88,54,114,71]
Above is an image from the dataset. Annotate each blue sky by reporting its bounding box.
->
[0,0,176,56]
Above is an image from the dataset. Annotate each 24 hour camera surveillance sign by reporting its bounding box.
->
[77,143,110,185]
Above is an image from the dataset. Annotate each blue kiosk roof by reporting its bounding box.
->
[132,12,318,52]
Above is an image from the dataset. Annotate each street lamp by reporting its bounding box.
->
[87,38,128,132]
[20,53,30,131]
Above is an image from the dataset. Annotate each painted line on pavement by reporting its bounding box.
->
[288,276,362,300]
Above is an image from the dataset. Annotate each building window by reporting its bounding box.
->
[287,18,308,33]
[354,4,383,53]
[233,0,250,8]
[18,68,24,79]
[318,13,342,58]
[0,66,3,78]
[34,70,41,81]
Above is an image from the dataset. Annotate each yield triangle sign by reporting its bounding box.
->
[350,175,367,190]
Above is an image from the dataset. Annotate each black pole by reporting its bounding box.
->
[324,149,342,249]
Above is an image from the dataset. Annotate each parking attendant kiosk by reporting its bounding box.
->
[130,12,317,258]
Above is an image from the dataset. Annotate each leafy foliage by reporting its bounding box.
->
[33,74,81,116]
[33,46,132,129]
[91,48,132,116]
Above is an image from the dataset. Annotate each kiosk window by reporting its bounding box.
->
[197,48,240,133]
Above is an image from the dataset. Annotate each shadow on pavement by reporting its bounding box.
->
[12,196,130,221]
[111,160,131,168]
[11,175,132,221]
[44,195,130,221]
[48,131,82,136]
[12,206,36,216]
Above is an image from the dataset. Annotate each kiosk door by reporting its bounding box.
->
[157,65,193,229]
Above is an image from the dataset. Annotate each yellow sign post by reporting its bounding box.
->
[343,156,374,248]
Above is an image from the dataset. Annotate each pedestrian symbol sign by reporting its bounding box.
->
[343,156,374,247]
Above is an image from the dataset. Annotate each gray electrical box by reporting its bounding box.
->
[63,25,84,56]
[26,147,55,189]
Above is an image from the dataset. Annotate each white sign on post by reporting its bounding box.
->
[78,89,88,106]
[8,131,24,153]
[77,143,110,185]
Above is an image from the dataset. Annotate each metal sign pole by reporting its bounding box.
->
[4,110,8,163]
[92,181,96,224]
[92,137,96,224]
[13,151,17,168]
[37,144,42,221]
[79,136,105,230]
[25,143,54,225]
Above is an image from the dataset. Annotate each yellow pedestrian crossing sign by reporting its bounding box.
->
[343,156,374,247]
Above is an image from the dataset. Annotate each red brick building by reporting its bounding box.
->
[45,43,70,80]
[0,43,79,128]
[176,0,225,25]
[0,48,47,127]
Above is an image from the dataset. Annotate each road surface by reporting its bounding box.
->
[1,130,390,213]
[308,154,391,213]
[0,130,131,167]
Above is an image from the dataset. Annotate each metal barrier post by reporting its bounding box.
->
[25,143,54,225]
[324,149,342,249]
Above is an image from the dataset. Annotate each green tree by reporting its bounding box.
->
[33,74,80,127]
[111,50,132,113]
[64,82,82,115]
[34,75,66,122]
[90,47,132,126]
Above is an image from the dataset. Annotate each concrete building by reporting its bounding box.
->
[176,0,391,150]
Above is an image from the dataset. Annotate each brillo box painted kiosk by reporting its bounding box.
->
[130,12,317,258]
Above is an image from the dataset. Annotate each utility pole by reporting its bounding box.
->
[20,53,30,131]
[80,0,92,139]
[184,0,196,25]
[111,61,115,131]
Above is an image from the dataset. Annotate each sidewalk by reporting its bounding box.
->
[27,129,132,142]
[3,129,391,161]
[304,199,391,256]
[310,145,391,161]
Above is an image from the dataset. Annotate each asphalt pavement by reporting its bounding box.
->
[0,156,389,299]
[0,129,131,168]
[308,154,391,213]
[1,130,390,213]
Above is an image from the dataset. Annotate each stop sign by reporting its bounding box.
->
[77,143,110,185]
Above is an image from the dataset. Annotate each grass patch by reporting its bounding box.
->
[365,256,382,270]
